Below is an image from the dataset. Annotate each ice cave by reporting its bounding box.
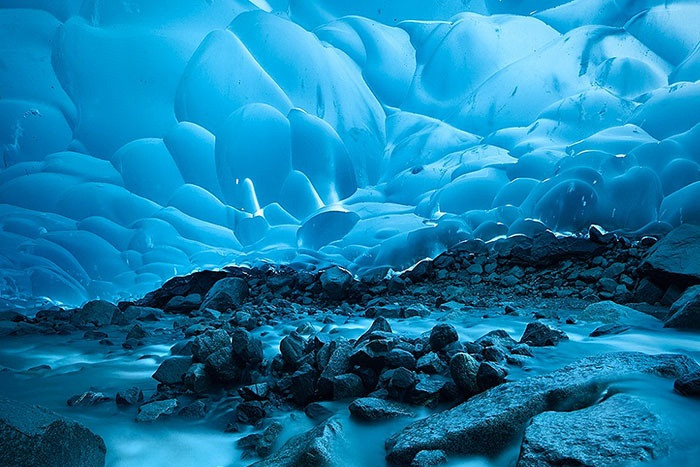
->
[1,1,699,466]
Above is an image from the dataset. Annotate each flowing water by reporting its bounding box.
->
[1,308,699,467]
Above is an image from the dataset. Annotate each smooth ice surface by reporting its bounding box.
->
[1,0,699,305]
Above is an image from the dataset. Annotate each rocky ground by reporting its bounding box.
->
[2,225,700,466]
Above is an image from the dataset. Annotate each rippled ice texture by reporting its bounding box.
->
[1,0,699,305]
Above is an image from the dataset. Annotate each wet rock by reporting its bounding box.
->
[449,353,480,396]
[184,363,211,393]
[519,322,568,347]
[238,422,283,458]
[164,294,202,314]
[332,374,364,400]
[205,347,241,383]
[429,324,458,351]
[320,266,353,300]
[240,383,270,401]
[517,394,666,466]
[192,329,230,363]
[116,387,144,407]
[304,402,334,421]
[290,364,318,406]
[581,301,657,325]
[403,304,431,318]
[231,328,263,368]
[348,397,413,421]
[634,278,665,304]
[356,317,392,345]
[71,300,117,327]
[476,362,506,391]
[411,377,447,406]
[674,371,700,396]
[0,397,106,466]
[590,324,631,337]
[126,323,147,341]
[386,352,697,464]
[179,400,207,419]
[416,353,447,374]
[153,356,192,386]
[136,399,178,423]
[67,391,110,407]
[251,418,346,467]
[236,401,266,425]
[665,290,700,330]
[411,450,448,467]
[386,348,417,370]
[200,277,249,312]
[280,331,306,368]
[641,224,700,286]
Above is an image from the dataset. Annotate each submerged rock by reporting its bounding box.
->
[385,352,698,464]
[136,399,178,423]
[251,418,346,466]
[0,397,106,466]
[517,394,666,466]
[348,397,413,421]
[519,322,568,347]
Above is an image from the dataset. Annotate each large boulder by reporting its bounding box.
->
[666,286,700,330]
[320,266,353,300]
[251,418,346,466]
[517,394,666,466]
[71,300,118,327]
[385,352,698,465]
[580,301,658,326]
[0,397,106,466]
[199,277,248,312]
[641,224,700,287]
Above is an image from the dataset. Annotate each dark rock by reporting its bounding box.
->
[411,377,447,406]
[449,353,479,396]
[205,347,241,383]
[320,266,353,300]
[239,383,270,401]
[126,323,147,341]
[416,353,447,374]
[386,348,417,370]
[200,277,249,312]
[318,340,353,396]
[411,450,448,467]
[136,399,178,422]
[517,394,666,466]
[356,317,392,345]
[386,352,697,464]
[0,397,106,466]
[590,324,631,337]
[236,401,266,425]
[665,290,700,330]
[251,418,346,467]
[476,362,506,391]
[184,363,211,393]
[280,331,306,367]
[67,391,110,407]
[403,304,431,318]
[116,387,143,407]
[290,364,318,406]
[0,310,23,322]
[429,324,458,351]
[641,224,700,286]
[304,402,334,421]
[164,294,202,314]
[71,300,117,327]
[348,397,413,421]
[332,374,364,400]
[634,278,665,304]
[179,400,207,419]
[192,329,230,363]
[581,301,656,325]
[674,371,700,396]
[519,322,568,347]
[238,422,283,458]
[153,356,192,386]
[231,328,263,368]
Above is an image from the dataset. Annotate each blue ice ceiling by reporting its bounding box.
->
[1,0,699,305]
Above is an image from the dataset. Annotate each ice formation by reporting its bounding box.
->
[0,0,699,305]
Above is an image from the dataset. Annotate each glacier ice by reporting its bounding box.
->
[0,0,699,305]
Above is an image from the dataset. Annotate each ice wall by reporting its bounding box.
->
[1,0,699,305]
